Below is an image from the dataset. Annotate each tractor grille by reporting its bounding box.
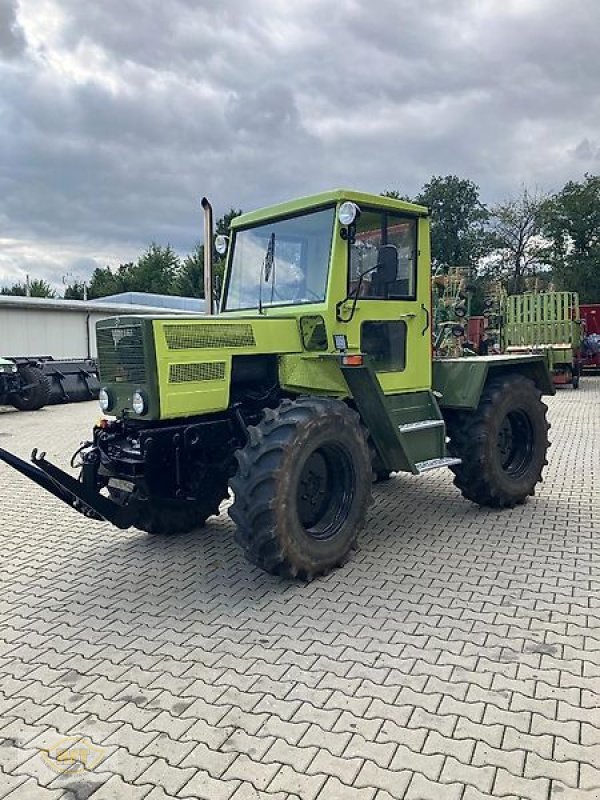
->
[168,362,226,383]
[97,325,146,384]
[164,323,255,350]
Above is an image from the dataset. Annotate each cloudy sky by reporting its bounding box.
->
[1,0,599,290]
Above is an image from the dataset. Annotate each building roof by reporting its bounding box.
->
[0,293,204,315]
[92,292,205,312]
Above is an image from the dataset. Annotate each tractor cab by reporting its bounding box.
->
[218,190,433,397]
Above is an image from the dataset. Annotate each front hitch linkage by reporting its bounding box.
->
[0,445,135,529]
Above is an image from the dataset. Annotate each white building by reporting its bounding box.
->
[0,294,205,360]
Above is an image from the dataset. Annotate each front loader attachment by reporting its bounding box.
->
[0,446,134,529]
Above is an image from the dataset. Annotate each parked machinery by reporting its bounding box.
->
[503,292,583,389]
[0,357,50,411]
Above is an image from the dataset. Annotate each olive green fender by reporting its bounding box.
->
[432,354,555,410]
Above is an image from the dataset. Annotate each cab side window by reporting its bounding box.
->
[350,210,417,300]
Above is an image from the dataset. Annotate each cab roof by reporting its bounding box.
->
[231,189,429,228]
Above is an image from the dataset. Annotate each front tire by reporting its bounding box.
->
[230,398,372,579]
[446,375,550,508]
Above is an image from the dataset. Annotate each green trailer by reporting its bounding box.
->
[503,292,583,388]
[0,190,554,579]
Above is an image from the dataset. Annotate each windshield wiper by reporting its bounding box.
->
[258,232,275,314]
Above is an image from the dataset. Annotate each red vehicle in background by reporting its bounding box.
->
[580,304,600,370]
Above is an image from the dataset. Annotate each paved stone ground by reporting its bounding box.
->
[0,379,599,800]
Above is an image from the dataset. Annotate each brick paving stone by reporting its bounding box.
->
[579,764,600,791]
[73,774,152,799]
[390,744,444,780]
[318,777,377,800]
[3,779,67,800]
[221,753,281,790]
[135,758,196,795]
[525,751,579,786]
[267,765,326,800]
[177,769,240,800]
[0,383,599,800]
[263,738,318,772]
[354,760,411,795]
[377,720,428,750]
[423,730,475,762]
[297,725,351,756]
[440,755,495,793]
[344,735,396,768]
[405,772,463,800]
[0,773,27,800]
[306,749,363,784]
[493,768,550,800]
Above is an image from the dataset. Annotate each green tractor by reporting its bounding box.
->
[0,190,554,579]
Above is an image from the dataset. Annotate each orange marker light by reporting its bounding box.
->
[341,354,364,366]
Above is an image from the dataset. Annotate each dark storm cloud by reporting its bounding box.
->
[1,0,600,287]
[0,0,25,59]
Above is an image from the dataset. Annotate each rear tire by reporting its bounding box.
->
[446,375,550,508]
[10,366,50,411]
[230,398,372,579]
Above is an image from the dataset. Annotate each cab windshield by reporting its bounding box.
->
[223,207,335,311]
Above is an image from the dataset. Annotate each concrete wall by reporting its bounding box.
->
[0,297,200,360]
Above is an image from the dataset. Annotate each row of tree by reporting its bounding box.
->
[384,172,600,302]
[2,175,599,303]
[0,209,241,302]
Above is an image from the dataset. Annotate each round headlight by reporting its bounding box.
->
[98,388,112,412]
[338,201,360,226]
[215,234,228,255]
[132,390,146,415]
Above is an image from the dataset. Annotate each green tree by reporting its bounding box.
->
[64,281,86,300]
[380,189,412,201]
[541,173,600,303]
[88,265,127,299]
[416,175,492,271]
[1,279,56,297]
[129,243,180,295]
[177,244,204,297]
[487,187,548,293]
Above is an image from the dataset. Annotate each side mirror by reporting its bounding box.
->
[375,245,398,283]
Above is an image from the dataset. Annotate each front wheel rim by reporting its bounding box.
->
[296,442,355,541]
[496,409,534,477]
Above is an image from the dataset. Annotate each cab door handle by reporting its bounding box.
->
[421,303,430,335]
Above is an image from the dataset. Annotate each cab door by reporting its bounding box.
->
[344,208,431,394]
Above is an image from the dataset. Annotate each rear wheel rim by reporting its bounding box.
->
[496,409,534,477]
[296,443,355,541]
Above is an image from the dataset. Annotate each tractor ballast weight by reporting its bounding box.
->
[0,190,554,579]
